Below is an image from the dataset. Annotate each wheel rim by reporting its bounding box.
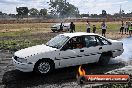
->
[38,62,50,74]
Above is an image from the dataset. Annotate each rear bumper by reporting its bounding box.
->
[12,57,34,72]
[112,49,124,58]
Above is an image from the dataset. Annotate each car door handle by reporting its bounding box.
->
[99,47,102,50]
[80,50,84,52]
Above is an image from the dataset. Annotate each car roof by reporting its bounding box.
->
[60,32,99,38]
[53,23,70,26]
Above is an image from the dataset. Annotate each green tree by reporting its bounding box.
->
[39,8,47,17]
[81,14,89,18]
[102,10,107,18]
[49,0,79,18]
[0,11,2,15]
[29,8,39,17]
[16,7,29,18]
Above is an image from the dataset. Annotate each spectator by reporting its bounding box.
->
[129,24,132,36]
[70,22,75,33]
[60,23,63,32]
[124,22,128,34]
[101,21,107,37]
[93,25,96,33]
[86,21,90,33]
[120,21,124,34]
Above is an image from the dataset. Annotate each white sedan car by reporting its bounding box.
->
[51,23,70,32]
[12,32,124,74]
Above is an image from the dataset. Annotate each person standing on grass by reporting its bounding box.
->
[129,24,132,37]
[120,21,124,34]
[124,22,128,34]
[101,21,107,37]
[86,21,91,33]
[70,22,75,33]
[60,23,63,32]
[93,25,96,33]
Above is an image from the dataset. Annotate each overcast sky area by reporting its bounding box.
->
[0,0,132,14]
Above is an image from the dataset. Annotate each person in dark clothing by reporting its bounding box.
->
[120,21,124,34]
[70,22,75,33]
[129,24,132,36]
[101,21,107,37]
[60,23,63,32]
[93,25,96,33]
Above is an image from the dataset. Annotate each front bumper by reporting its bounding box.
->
[12,57,34,72]
[51,28,58,31]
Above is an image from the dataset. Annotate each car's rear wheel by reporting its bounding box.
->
[34,59,54,75]
[52,30,55,32]
[98,55,111,66]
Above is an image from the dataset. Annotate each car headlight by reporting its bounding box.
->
[17,58,27,63]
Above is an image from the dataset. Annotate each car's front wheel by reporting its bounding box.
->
[34,59,54,75]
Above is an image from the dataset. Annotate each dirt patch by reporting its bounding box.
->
[106,32,129,40]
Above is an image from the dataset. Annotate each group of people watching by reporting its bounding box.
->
[120,21,132,36]
[86,21,97,33]
[86,21,107,37]
[69,20,132,37]
[70,21,107,37]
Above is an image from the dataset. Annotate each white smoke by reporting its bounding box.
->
[109,37,132,64]
[119,37,132,61]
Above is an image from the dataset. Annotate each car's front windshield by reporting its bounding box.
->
[46,35,69,49]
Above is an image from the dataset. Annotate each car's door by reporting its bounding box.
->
[63,23,69,31]
[80,35,103,64]
[63,24,67,30]
[56,36,85,68]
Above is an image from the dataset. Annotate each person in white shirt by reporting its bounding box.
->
[101,21,107,37]
[125,22,129,34]
[86,21,90,33]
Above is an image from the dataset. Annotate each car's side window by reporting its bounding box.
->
[64,39,73,50]
[62,36,84,50]
[98,37,111,45]
[84,36,101,48]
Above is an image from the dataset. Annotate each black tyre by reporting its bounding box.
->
[34,59,54,75]
[57,29,61,32]
[52,30,55,32]
[98,55,111,66]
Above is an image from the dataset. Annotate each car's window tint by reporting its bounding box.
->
[46,35,69,49]
[96,37,102,45]
[84,36,101,47]
[63,36,84,50]
[98,37,111,45]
